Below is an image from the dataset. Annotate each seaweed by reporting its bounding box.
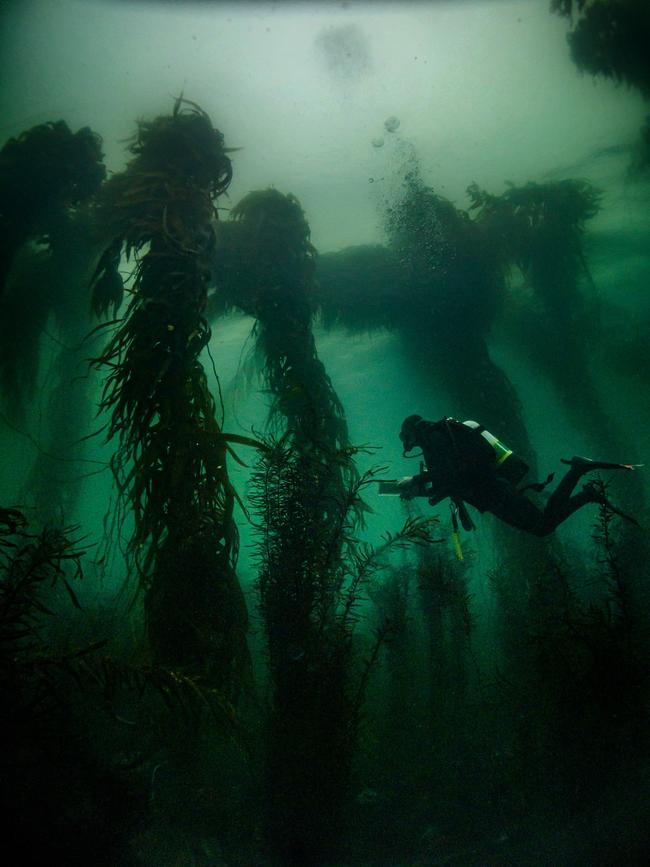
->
[249,434,434,864]
[0,120,105,297]
[552,1,650,176]
[212,188,351,456]
[468,178,644,520]
[552,0,650,99]
[0,121,106,423]
[0,505,241,864]
[467,178,602,313]
[91,99,250,695]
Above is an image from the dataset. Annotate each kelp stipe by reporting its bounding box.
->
[211,187,352,466]
[470,177,647,590]
[467,179,611,447]
[249,435,434,865]
[91,100,250,697]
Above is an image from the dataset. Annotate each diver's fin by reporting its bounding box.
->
[561,456,643,472]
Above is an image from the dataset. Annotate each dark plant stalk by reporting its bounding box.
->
[91,100,250,695]
[249,435,433,864]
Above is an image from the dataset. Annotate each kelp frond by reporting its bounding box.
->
[467,178,601,303]
[249,434,438,670]
[90,101,251,695]
[0,120,105,298]
[91,101,236,582]
[94,101,232,258]
[0,507,239,738]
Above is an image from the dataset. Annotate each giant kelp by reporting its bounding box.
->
[482,496,650,849]
[212,187,351,460]
[0,119,113,535]
[249,434,434,865]
[0,505,241,864]
[552,0,650,171]
[91,99,249,694]
[467,179,642,498]
[317,176,565,711]
[0,120,105,298]
[206,189,411,861]
[0,122,106,422]
[552,0,650,99]
[316,180,534,465]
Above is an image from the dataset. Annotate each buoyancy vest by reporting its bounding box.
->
[415,418,528,488]
[462,420,529,486]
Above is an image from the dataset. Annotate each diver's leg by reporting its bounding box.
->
[535,485,600,535]
[470,462,638,537]
[470,467,592,536]
[534,460,634,534]
[467,477,546,534]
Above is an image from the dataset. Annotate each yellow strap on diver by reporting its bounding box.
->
[450,502,464,561]
[452,529,464,561]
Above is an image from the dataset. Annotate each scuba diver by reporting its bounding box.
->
[392,415,641,537]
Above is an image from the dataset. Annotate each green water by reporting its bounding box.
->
[1,1,649,865]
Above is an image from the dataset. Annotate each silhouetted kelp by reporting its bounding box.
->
[0,121,106,421]
[91,99,251,696]
[552,0,650,172]
[553,0,650,99]
[249,434,434,865]
[467,178,613,437]
[469,178,647,597]
[0,505,243,865]
[211,188,352,465]
[483,493,650,851]
[0,120,105,297]
[316,179,535,465]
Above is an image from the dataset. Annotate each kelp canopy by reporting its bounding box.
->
[90,105,231,319]
[314,180,531,453]
[384,181,504,335]
[552,0,650,99]
[467,179,601,307]
[0,121,106,422]
[466,178,637,467]
[92,99,249,690]
[212,188,350,457]
[315,181,505,354]
[552,0,650,170]
[0,120,105,295]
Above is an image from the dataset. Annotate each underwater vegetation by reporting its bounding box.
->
[316,178,534,468]
[468,178,649,616]
[0,119,105,298]
[552,0,650,171]
[249,435,434,865]
[1,2,649,858]
[0,506,241,865]
[90,98,250,696]
[552,0,650,99]
[211,188,350,460]
[466,179,609,440]
[0,121,106,421]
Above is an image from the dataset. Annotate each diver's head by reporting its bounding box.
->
[399,414,423,456]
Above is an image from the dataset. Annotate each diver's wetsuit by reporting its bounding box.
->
[410,418,608,537]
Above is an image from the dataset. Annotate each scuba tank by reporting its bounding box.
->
[462,420,529,486]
